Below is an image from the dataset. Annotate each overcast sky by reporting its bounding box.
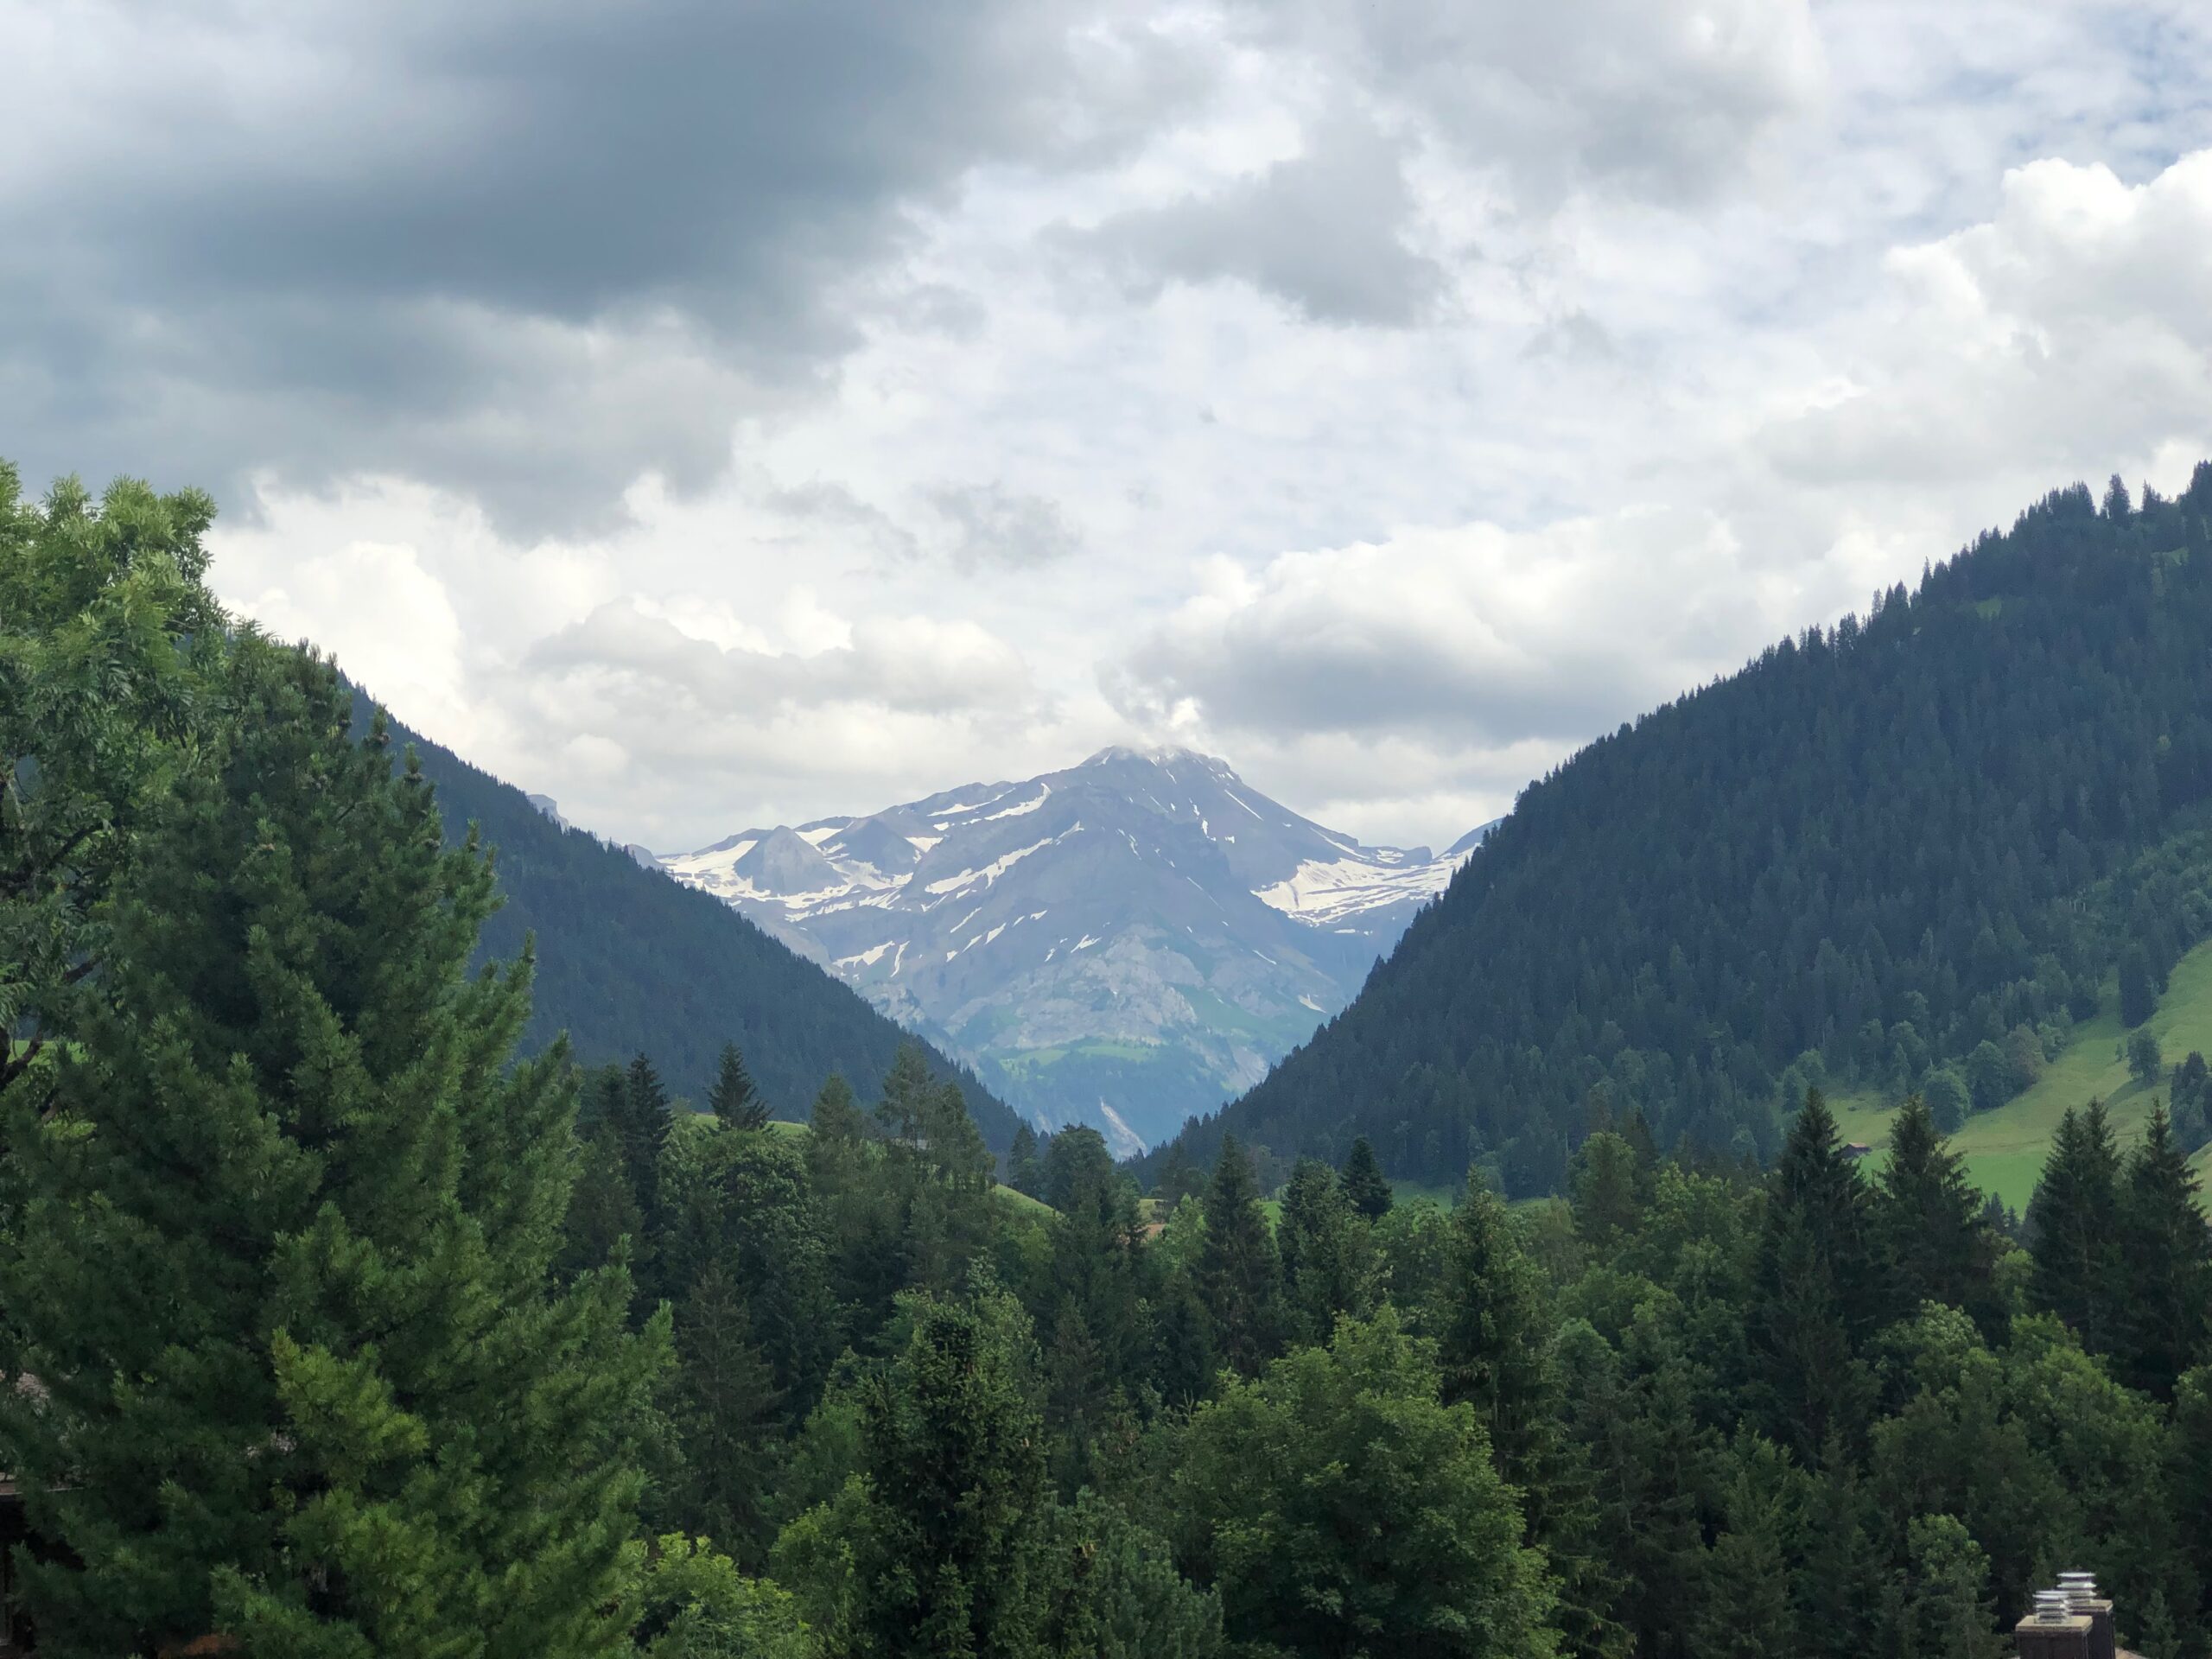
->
[9,1,2212,853]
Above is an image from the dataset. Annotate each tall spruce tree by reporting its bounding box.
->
[618,1053,675,1224]
[2026,1100,2124,1355]
[0,636,662,1657]
[1277,1158,1374,1346]
[1437,1179,1624,1659]
[1006,1122,1044,1198]
[708,1041,768,1131]
[784,1288,1053,1659]
[668,1258,783,1568]
[1746,1090,1889,1464]
[1338,1135,1394,1221]
[1873,1094,1997,1327]
[1194,1136,1283,1377]
[2113,1105,2212,1398]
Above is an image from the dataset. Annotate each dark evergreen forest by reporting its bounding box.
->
[350,693,1022,1151]
[16,463,2212,1659]
[1166,468,2212,1192]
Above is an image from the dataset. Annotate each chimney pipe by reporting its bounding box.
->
[2017,1591,2090,1659]
[2056,1572,2114,1659]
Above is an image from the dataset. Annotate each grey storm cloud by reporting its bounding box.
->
[1065,115,1446,327]
[0,0,1199,529]
[925,482,1087,569]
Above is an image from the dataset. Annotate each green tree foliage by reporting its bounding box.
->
[1276,1157,1376,1345]
[0,636,663,1657]
[666,1261,785,1567]
[2171,1051,2212,1153]
[779,1287,1051,1658]
[0,467,226,1099]
[1171,1309,1557,1659]
[1041,1123,1115,1213]
[1746,1093,1891,1462]
[1873,1094,1998,1330]
[1193,1135,1283,1376]
[2112,1106,2212,1398]
[1338,1135,1394,1220]
[1006,1122,1044,1198]
[1690,1440,1802,1659]
[2027,1100,2124,1353]
[709,1041,769,1131]
[359,696,1024,1149]
[1160,469,2212,1190]
[1567,1131,1646,1253]
[629,1535,811,1659]
[1892,1514,2005,1659]
[2128,1025,2165,1085]
[1033,1492,1223,1659]
[2122,941,2159,1028]
[2172,1366,2212,1634]
[1967,1039,2013,1115]
[1437,1180,1622,1659]
[1923,1065,1971,1133]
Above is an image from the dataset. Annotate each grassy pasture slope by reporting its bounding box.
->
[1831,940,2212,1210]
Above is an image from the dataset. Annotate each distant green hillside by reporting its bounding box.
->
[350,692,1025,1153]
[1834,935,2212,1210]
[1156,467,2212,1195]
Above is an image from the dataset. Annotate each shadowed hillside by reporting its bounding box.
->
[1156,467,2212,1193]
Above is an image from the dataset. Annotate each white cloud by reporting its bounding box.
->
[41,0,2212,856]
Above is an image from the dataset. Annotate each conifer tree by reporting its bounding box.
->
[2122,943,2158,1029]
[1153,1141,1204,1208]
[1693,1447,1801,1659]
[1746,1091,1888,1463]
[1194,1136,1283,1376]
[0,637,662,1658]
[873,1041,936,1148]
[1873,1094,1996,1325]
[708,1041,768,1131]
[1569,1130,1645,1251]
[1277,1157,1374,1344]
[1007,1122,1044,1198]
[619,1052,675,1226]
[1438,1179,1624,1658]
[2171,1365,2212,1625]
[1338,1135,1394,1221]
[2113,1105,2212,1398]
[2027,1100,2124,1354]
[785,1288,1053,1659]
[669,1259,783,1568]
[560,1116,647,1282]
[808,1072,868,1145]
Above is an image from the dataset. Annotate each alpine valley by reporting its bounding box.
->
[649,747,1489,1151]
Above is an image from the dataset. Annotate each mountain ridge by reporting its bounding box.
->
[655,746,1489,1150]
[1150,467,2212,1194]
[348,690,1026,1152]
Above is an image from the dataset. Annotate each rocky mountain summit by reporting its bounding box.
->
[655,747,1487,1152]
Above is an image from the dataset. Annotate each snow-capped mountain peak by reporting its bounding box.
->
[659,749,1494,1152]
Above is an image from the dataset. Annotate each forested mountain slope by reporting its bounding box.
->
[349,692,1022,1149]
[1161,468,2212,1193]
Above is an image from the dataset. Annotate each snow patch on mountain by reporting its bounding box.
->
[659,748,1494,1147]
